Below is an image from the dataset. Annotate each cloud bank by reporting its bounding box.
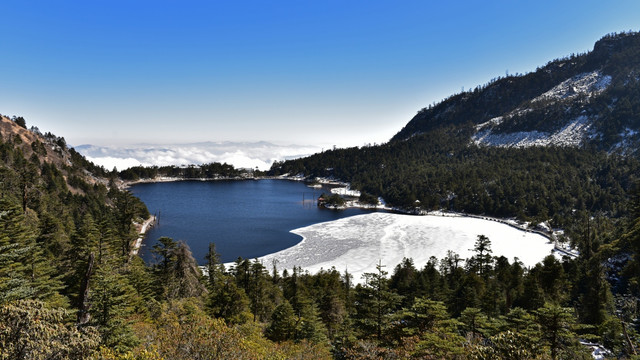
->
[74,141,323,171]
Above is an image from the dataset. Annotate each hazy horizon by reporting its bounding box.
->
[75,141,327,171]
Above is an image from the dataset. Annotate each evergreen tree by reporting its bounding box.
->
[151,237,206,300]
[170,241,207,299]
[266,300,297,342]
[0,200,65,305]
[354,262,401,340]
[389,257,418,307]
[89,261,138,351]
[205,242,223,292]
[151,236,178,299]
[297,302,329,344]
[205,274,252,324]
[0,201,33,303]
[459,307,489,341]
[535,303,585,360]
[468,234,493,278]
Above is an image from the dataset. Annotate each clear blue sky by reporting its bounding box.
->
[1,1,639,147]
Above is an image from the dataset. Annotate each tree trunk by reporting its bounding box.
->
[76,253,95,326]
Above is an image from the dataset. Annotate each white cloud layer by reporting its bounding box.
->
[75,141,323,171]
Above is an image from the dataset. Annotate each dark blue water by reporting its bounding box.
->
[130,180,379,264]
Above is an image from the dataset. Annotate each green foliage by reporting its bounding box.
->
[319,192,346,208]
[0,299,100,359]
[0,200,66,306]
[460,307,490,340]
[12,116,26,129]
[266,300,297,342]
[119,162,244,181]
[232,258,282,322]
[469,330,542,360]
[354,262,402,340]
[90,261,139,351]
[535,303,584,360]
[133,299,332,360]
[358,191,378,205]
[151,237,207,300]
[468,235,493,278]
[272,134,638,228]
[205,275,252,324]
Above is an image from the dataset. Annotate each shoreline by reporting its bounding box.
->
[121,175,391,210]
[131,215,156,257]
[119,174,311,190]
[124,176,576,265]
[236,212,563,284]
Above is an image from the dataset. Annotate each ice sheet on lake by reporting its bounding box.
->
[257,212,555,283]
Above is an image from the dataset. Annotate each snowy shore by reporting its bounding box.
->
[126,176,561,281]
[131,215,156,256]
[255,212,556,284]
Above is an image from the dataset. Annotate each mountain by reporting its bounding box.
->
[393,32,640,154]
[270,32,640,229]
[0,114,112,191]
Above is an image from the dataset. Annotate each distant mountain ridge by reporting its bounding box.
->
[74,141,322,171]
[392,31,640,155]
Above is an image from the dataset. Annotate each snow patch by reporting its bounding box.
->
[474,116,504,131]
[534,71,612,102]
[473,116,591,148]
[330,187,361,197]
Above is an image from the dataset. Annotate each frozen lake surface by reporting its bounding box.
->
[257,212,555,283]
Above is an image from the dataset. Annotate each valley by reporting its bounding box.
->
[1,31,640,359]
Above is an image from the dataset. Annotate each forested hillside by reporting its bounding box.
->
[0,116,330,358]
[393,32,640,153]
[270,32,640,240]
[2,115,639,360]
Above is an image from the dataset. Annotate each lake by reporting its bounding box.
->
[130,179,380,264]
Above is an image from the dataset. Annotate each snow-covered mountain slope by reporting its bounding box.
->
[471,70,614,148]
[533,71,611,103]
[392,32,640,154]
[472,116,591,148]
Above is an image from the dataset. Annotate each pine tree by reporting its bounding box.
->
[151,236,178,299]
[389,257,418,307]
[205,275,251,324]
[404,298,466,358]
[247,259,278,321]
[89,261,138,351]
[205,242,224,292]
[151,237,206,300]
[355,261,401,340]
[469,235,493,278]
[0,200,65,305]
[266,300,297,342]
[535,303,584,360]
[297,302,328,344]
[459,307,489,341]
